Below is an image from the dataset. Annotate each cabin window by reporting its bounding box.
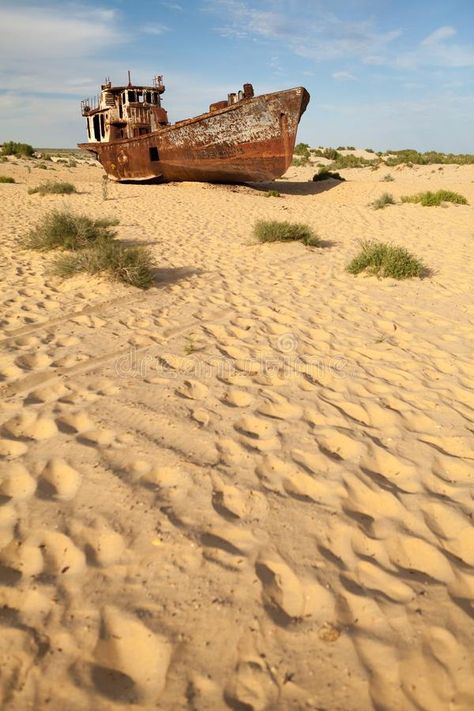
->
[149,147,159,161]
[139,127,150,135]
[87,118,91,139]
[93,114,101,141]
[100,114,105,138]
[128,91,136,102]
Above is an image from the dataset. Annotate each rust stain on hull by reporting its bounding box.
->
[79,79,309,184]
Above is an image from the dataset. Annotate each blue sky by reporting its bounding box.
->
[1,0,473,150]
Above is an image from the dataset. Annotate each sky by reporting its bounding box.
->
[1,0,473,151]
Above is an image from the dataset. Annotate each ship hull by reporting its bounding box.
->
[79,87,309,183]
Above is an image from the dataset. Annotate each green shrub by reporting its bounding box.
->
[401,190,468,206]
[294,143,310,156]
[23,210,119,251]
[346,146,356,151]
[384,149,474,166]
[292,156,310,167]
[254,220,320,246]
[312,169,345,182]
[1,141,34,157]
[28,180,77,195]
[381,174,394,182]
[322,148,341,161]
[347,241,427,279]
[365,148,375,153]
[330,154,378,169]
[52,241,155,289]
[0,175,15,183]
[264,189,281,197]
[371,192,396,210]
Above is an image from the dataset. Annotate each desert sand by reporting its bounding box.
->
[0,155,473,710]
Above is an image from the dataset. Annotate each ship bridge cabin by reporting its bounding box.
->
[81,74,169,143]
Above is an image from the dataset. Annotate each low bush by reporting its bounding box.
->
[312,169,345,182]
[254,220,320,246]
[381,174,395,182]
[0,175,15,183]
[292,157,310,167]
[52,241,155,289]
[294,143,310,156]
[371,192,396,209]
[330,154,379,169]
[1,141,34,157]
[264,190,281,197]
[23,210,119,251]
[384,149,474,166]
[322,148,341,161]
[401,190,468,206]
[347,241,427,279]
[28,180,77,195]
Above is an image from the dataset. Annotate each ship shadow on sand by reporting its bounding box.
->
[248,179,344,196]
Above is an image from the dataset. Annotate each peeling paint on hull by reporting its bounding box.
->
[79,87,310,183]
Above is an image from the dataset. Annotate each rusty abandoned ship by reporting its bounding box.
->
[79,74,310,183]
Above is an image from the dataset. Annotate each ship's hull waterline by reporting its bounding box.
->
[79,87,310,183]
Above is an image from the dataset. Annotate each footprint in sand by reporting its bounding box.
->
[315,428,365,462]
[70,524,125,567]
[28,382,70,403]
[360,445,419,494]
[175,379,208,400]
[57,411,95,434]
[256,392,302,420]
[2,412,58,440]
[202,522,261,565]
[234,415,280,452]
[140,465,191,504]
[0,439,28,458]
[39,530,86,576]
[0,462,36,500]
[79,429,116,447]
[93,606,171,702]
[222,389,254,408]
[39,459,81,500]
[211,474,268,521]
[256,553,334,623]
[350,560,415,603]
[0,538,44,578]
[15,352,51,370]
[225,658,279,711]
[386,534,453,583]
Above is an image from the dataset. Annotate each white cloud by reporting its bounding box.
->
[0,4,124,60]
[161,1,183,10]
[421,26,456,46]
[206,1,402,63]
[141,22,170,35]
[332,71,357,81]
[0,2,128,97]
[395,25,474,68]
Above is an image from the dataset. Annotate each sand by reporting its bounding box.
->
[0,155,473,710]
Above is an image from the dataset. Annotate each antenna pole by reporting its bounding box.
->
[128,70,131,86]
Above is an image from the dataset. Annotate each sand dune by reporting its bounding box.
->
[0,156,473,710]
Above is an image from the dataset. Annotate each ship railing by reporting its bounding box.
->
[81,95,100,116]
